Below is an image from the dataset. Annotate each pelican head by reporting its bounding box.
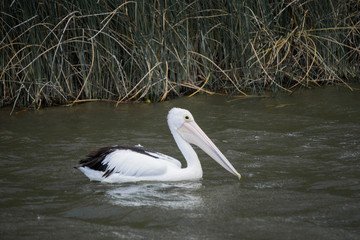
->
[167,108,241,180]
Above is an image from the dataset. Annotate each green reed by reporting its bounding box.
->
[1,0,359,109]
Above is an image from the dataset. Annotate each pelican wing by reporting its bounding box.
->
[145,151,182,168]
[79,146,181,178]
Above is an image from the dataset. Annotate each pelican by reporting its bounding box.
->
[78,107,241,183]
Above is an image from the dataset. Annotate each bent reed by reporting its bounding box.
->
[1,0,359,109]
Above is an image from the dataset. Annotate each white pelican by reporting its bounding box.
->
[78,107,241,183]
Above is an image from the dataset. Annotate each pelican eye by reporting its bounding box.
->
[184,115,191,121]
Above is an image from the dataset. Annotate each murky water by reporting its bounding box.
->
[1,87,359,239]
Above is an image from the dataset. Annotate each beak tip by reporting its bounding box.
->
[237,173,241,180]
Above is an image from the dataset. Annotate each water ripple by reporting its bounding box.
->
[106,182,203,209]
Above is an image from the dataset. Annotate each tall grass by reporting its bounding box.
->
[1,0,359,109]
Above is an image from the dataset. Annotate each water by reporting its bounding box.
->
[1,87,359,239]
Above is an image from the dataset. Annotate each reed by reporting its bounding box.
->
[1,0,359,109]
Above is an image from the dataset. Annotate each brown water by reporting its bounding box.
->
[1,87,359,239]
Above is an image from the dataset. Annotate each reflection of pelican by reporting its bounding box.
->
[107,182,203,209]
[78,107,241,183]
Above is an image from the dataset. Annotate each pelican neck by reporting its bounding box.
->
[171,128,202,170]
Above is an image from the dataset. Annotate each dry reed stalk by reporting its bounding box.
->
[250,42,292,93]
[116,62,162,105]
[188,51,248,96]
[188,73,212,97]
[72,38,95,105]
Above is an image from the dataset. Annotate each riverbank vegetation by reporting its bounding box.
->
[1,0,359,109]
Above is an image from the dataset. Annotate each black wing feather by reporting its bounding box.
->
[79,145,159,173]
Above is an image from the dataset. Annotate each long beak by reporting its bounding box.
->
[177,120,241,180]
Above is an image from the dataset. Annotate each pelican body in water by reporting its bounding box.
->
[78,108,241,183]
